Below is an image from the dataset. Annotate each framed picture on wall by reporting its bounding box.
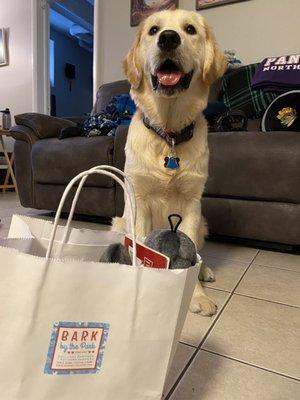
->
[131,0,179,27]
[196,0,248,10]
[0,28,8,67]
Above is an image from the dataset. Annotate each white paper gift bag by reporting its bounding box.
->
[0,166,199,400]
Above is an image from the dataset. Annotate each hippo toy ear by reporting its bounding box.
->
[100,243,131,265]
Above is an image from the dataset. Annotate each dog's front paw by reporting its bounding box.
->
[189,295,218,316]
[198,264,215,282]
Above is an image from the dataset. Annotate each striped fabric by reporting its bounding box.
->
[221,64,277,119]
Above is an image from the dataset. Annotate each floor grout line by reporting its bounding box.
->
[233,292,300,309]
[250,248,261,263]
[201,247,259,265]
[165,253,258,400]
[201,256,258,264]
[202,285,231,293]
[201,349,300,382]
[251,262,300,274]
[201,254,251,264]
[178,341,197,349]
[165,295,232,399]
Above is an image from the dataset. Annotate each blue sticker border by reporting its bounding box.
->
[44,321,110,375]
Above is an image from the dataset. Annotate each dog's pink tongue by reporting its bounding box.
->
[157,71,182,86]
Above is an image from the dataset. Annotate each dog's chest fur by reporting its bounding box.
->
[125,112,209,201]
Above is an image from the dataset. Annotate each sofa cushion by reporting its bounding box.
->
[203,197,300,245]
[32,136,115,187]
[15,113,76,139]
[205,131,300,203]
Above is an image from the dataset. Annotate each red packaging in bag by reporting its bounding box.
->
[124,235,170,269]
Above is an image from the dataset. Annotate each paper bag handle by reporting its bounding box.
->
[61,165,136,246]
[45,167,137,266]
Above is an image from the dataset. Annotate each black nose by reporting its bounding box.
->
[158,30,181,51]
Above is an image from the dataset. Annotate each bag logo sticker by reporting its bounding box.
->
[44,322,109,375]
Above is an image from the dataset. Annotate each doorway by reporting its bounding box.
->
[49,0,94,117]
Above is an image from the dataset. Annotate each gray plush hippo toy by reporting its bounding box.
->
[100,214,197,269]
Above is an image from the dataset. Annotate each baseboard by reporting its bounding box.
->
[207,234,300,254]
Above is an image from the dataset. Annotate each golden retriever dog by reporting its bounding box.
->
[113,9,227,316]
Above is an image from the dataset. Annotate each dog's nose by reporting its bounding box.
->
[158,30,181,51]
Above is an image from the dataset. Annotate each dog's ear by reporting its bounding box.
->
[202,21,228,86]
[123,25,144,89]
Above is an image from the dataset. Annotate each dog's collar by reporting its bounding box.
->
[143,116,195,146]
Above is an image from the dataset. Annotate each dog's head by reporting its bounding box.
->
[123,9,227,98]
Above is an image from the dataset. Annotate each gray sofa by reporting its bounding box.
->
[10,80,300,248]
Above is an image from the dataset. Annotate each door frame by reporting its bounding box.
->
[31,0,50,115]
[93,0,101,104]
[33,0,99,114]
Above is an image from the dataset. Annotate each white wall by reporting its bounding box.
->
[0,0,34,124]
[181,0,300,64]
[96,0,300,86]
[96,0,136,87]
[0,0,35,151]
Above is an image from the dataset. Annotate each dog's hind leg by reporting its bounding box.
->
[198,263,215,282]
[198,216,215,282]
[190,281,217,316]
[197,215,208,249]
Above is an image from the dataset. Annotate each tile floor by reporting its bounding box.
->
[0,192,299,399]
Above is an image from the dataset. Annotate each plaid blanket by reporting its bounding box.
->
[221,64,277,119]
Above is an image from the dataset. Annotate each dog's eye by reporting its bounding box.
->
[149,26,159,36]
[185,24,197,35]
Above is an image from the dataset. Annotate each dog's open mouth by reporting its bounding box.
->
[151,59,193,93]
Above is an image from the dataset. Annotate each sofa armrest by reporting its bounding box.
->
[14,113,76,140]
[10,125,39,146]
[113,125,129,216]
